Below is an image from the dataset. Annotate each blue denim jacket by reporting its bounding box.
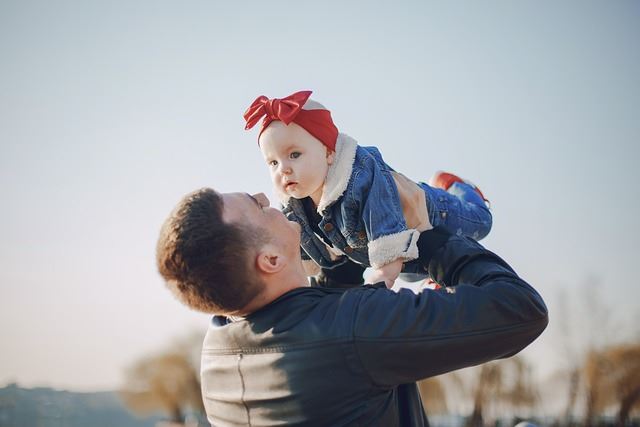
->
[282,134,421,270]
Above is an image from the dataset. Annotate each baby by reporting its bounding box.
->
[244,90,492,288]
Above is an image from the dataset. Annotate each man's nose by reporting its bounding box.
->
[253,193,270,207]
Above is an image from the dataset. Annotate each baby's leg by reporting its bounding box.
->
[421,172,492,240]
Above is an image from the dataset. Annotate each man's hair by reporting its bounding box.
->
[156,188,266,314]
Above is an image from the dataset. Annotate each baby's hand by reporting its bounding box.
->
[367,259,404,289]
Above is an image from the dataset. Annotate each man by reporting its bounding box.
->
[156,188,548,427]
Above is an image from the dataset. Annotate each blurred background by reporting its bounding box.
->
[1,0,638,426]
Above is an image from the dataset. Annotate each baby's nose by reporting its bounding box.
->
[280,163,292,174]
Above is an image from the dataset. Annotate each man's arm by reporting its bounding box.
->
[310,258,366,288]
[351,227,549,387]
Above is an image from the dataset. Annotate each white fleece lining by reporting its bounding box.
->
[368,229,420,268]
[317,133,358,213]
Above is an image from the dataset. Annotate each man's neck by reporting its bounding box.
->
[240,270,308,315]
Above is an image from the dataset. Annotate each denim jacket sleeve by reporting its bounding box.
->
[347,147,420,268]
[350,231,549,387]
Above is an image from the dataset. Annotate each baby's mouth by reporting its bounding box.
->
[284,182,298,191]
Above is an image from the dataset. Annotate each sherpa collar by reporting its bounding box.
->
[279,133,358,214]
[317,133,358,213]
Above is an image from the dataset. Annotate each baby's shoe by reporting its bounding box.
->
[429,171,489,205]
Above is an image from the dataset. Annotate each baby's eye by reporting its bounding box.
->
[290,152,301,159]
[269,160,278,167]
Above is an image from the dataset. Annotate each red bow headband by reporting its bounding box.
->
[243,90,338,152]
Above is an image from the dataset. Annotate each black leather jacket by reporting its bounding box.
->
[201,230,549,426]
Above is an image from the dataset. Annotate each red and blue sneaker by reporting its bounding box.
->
[428,171,490,207]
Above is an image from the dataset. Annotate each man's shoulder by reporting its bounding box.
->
[266,286,368,317]
[203,286,386,352]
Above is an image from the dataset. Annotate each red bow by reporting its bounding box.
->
[244,90,313,131]
[243,90,338,151]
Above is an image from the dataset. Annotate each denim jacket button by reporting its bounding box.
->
[358,231,367,239]
[323,223,334,232]
[343,245,353,254]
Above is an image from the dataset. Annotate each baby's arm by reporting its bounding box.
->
[367,258,404,289]
[366,173,432,288]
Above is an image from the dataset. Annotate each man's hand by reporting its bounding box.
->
[310,258,366,288]
[367,258,404,289]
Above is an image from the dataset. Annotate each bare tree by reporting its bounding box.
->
[555,288,582,424]
[119,332,205,424]
[583,343,640,426]
[463,355,537,427]
[552,278,618,425]
[465,363,502,427]
[418,376,447,415]
[583,349,606,427]
[502,356,537,414]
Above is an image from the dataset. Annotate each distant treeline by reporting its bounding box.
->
[0,383,162,427]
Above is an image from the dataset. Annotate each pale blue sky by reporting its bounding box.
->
[1,0,639,391]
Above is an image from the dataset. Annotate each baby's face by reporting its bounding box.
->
[259,121,334,205]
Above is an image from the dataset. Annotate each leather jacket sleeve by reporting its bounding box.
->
[351,228,549,388]
[310,257,367,288]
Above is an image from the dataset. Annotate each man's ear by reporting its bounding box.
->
[255,244,285,274]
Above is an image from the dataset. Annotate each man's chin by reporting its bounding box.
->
[290,221,302,235]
